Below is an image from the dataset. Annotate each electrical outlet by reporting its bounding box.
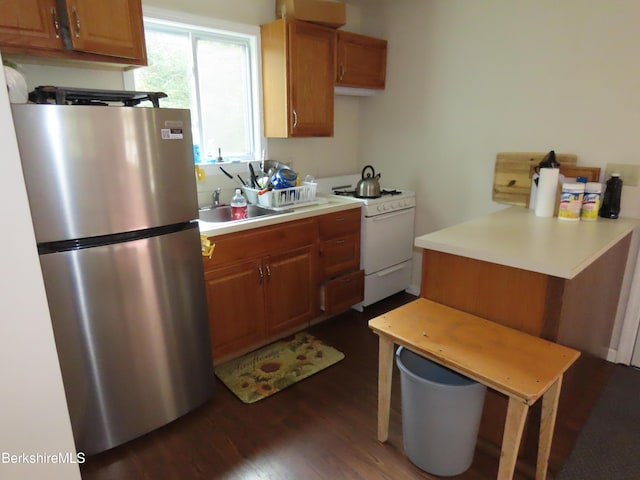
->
[604,163,640,187]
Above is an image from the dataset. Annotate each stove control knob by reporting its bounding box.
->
[382,204,388,211]
[377,205,383,213]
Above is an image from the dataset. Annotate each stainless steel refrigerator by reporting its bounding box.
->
[11,91,214,456]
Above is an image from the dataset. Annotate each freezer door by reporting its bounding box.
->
[39,226,214,455]
[11,104,198,243]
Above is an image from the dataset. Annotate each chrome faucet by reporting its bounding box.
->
[212,188,221,207]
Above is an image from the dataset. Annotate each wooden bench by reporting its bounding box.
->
[368,298,580,480]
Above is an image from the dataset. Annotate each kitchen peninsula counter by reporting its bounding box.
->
[415,206,639,280]
[415,206,639,471]
[415,206,639,357]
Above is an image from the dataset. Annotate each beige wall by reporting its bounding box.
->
[354,0,640,294]
[0,54,81,480]
[358,0,640,234]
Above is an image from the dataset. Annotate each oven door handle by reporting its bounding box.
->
[370,208,413,221]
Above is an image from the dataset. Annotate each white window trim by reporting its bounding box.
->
[123,6,266,164]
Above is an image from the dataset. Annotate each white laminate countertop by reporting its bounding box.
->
[198,194,362,237]
[414,206,640,279]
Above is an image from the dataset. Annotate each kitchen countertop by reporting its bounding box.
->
[198,194,361,237]
[414,206,640,279]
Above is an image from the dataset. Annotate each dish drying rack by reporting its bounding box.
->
[244,182,318,210]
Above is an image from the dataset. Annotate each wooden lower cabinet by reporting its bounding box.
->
[204,246,318,362]
[204,258,265,360]
[318,209,364,314]
[203,217,325,362]
[0,0,146,66]
[264,245,318,335]
[321,269,364,316]
[203,209,363,362]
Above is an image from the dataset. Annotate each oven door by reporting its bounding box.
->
[361,207,415,274]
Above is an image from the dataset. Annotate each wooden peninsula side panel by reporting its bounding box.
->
[420,232,631,358]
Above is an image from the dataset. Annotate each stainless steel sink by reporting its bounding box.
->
[198,205,281,223]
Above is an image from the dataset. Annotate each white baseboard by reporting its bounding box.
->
[405,284,420,296]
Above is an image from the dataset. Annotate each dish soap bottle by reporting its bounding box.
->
[599,173,622,219]
[231,188,247,220]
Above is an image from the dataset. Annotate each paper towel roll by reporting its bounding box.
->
[535,168,559,217]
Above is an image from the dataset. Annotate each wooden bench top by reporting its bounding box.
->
[368,298,580,404]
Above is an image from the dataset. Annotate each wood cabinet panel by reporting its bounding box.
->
[320,234,359,279]
[203,217,319,361]
[421,250,550,336]
[265,245,319,335]
[322,269,364,316]
[336,31,386,89]
[0,0,146,66]
[261,18,335,137]
[204,258,265,361]
[318,208,363,314]
[555,233,631,357]
[288,20,335,137]
[317,208,360,237]
[0,0,64,51]
[62,0,146,61]
[204,218,316,267]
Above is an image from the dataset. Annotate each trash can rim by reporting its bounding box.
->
[396,346,482,390]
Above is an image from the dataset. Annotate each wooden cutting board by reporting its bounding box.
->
[492,152,578,207]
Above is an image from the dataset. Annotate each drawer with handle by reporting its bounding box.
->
[321,269,364,315]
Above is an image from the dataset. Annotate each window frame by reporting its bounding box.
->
[123,6,265,164]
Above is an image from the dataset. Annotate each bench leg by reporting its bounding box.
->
[498,397,529,480]
[377,335,394,442]
[536,376,562,480]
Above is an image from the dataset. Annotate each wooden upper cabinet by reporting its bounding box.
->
[261,18,335,138]
[0,0,147,66]
[0,0,65,51]
[336,31,387,89]
[61,0,146,62]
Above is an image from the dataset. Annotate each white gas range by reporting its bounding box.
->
[316,174,416,311]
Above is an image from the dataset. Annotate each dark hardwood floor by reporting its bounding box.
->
[80,293,614,480]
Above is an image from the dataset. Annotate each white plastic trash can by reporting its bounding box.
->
[396,346,487,476]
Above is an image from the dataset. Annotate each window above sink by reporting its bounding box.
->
[123,7,265,164]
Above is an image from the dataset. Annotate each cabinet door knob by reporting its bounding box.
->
[339,64,345,81]
[265,264,271,279]
[292,109,298,129]
[258,265,264,284]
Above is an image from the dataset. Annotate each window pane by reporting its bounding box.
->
[196,37,251,160]
[133,30,192,110]
[128,16,262,164]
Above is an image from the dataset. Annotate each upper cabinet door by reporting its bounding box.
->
[287,20,335,137]
[336,31,387,89]
[261,19,335,138]
[0,0,65,51]
[62,0,146,62]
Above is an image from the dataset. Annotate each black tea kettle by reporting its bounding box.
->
[356,165,381,198]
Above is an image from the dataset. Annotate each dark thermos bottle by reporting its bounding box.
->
[599,173,622,219]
